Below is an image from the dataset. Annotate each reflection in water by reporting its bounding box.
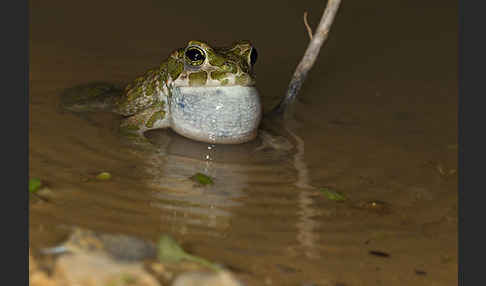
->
[139,129,290,234]
[283,120,321,259]
[137,125,321,259]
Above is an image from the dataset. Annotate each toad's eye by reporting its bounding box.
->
[185,47,206,66]
[249,47,258,66]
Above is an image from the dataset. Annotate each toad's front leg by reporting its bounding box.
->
[118,106,170,140]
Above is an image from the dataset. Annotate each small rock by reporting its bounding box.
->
[171,270,242,286]
[149,262,174,282]
[30,271,57,286]
[30,251,58,286]
[29,250,37,275]
[36,187,56,200]
[52,252,160,286]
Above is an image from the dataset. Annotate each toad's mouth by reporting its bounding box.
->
[168,86,262,144]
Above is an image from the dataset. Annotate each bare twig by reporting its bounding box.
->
[270,0,342,117]
[303,11,313,40]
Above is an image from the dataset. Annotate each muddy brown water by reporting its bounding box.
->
[29,0,457,285]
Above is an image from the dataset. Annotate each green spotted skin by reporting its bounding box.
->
[114,40,256,116]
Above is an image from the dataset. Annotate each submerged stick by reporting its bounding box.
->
[270,0,342,117]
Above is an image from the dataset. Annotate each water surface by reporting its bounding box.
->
[30,1,457,285]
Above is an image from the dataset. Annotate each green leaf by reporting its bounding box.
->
[29,178,42,194]
[96,172,112,181]
[190,173,213,185]
[319,187,347,201]
[157,235,188,263]
[157,235,220,271]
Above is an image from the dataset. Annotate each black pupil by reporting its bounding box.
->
[186,48,204,62]
[250,47,258,65]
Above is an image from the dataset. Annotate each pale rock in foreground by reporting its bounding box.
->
[171,270,243,286]
[52,252,160,286]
